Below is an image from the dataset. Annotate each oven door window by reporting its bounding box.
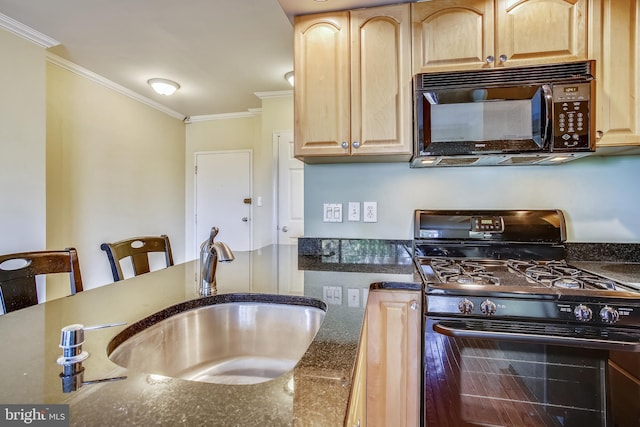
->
[424,319,609,427]
[418,86,547,155]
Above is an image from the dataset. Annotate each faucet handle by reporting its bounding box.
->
[209,227,220,242]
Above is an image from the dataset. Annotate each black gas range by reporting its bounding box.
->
[413,209,640,351]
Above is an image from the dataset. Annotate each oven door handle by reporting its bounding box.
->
[432,321,640,351]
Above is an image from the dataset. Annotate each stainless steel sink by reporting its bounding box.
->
[107,294,326,385]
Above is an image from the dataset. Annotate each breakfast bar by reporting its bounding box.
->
[0,244,418,426]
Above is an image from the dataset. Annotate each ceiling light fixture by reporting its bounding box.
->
[148,78,180,96]
[284,71,294,87]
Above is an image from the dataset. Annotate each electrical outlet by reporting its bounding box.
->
[348,202,360,221]
[363,201,377,223]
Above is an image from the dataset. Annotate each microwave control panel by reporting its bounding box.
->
[551,82,592,151]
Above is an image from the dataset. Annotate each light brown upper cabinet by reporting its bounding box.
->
[412,0,588,73]
[293,4,413,162]
[590,0,640,147]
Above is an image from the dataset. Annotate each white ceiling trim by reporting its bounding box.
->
[186,110,262,123]
[0,12,60,48]
[254,90,293,99]
[46,53,186,120]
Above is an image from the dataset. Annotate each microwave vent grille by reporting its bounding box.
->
[417,61,592,90]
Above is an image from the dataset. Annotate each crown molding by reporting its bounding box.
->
[186,109,262,123]
[46,53,186,120]
[254,90,293,99]
[0,13,60,48]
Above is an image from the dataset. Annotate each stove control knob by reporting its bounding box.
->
[574,304,593,322]
[480,300,497,316]
[458,299,474,314]
[599,306,620,324]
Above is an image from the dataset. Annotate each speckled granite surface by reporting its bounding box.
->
[567,242,640,263]
[0,244,419,426]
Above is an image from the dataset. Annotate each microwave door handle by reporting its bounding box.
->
[542,84,553,146]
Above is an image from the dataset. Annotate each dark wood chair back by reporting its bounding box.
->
[0,248,84,314]
[100,235,173,282]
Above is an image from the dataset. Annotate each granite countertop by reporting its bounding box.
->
[567,242,640,290]
[0,244,419,426]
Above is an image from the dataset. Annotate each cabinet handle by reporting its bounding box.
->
[410,300,418,311]
[352,141,360,149]
[485,55,495,64]
[596,130,603,139]
[341,141,349,149]
[499,54,508,63]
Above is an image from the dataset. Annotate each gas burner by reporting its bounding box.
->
[429,258,501,285]
[524,265,560,283]
[447,273,500,286]
[580,276,617,290]
[551,277,583,289]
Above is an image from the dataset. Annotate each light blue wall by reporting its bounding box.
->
[304,155,640,243]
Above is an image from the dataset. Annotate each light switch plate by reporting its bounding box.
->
[347,288,360,307]
[323,203,343,222]
[348,202,360,221]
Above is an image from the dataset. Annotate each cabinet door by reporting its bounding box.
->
[350,4,413,157]
[345,320,367,427]
[294,12,350,158]
[590,0,640,146]
[412,0,494,73]
[366,290,421,427]
[495,0,587,67]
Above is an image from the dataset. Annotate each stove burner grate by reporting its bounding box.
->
[430,258,501,286]
[510,260,619,290]
[423,258,623,291]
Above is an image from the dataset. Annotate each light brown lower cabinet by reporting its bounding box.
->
[345,289,422,427]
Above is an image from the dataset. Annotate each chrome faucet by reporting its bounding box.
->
[199,227,235,296]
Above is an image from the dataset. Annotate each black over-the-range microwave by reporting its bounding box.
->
[412,60,596,167]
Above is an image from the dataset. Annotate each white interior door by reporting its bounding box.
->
[276,131,304,244]
[195,150,252,253]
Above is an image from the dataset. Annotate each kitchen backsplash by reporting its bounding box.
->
[299,238,640,264]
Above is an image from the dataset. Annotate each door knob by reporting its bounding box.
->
[241,217,248,222]
[282,226,289,232]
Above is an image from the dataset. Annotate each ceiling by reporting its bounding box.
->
[0,0,400,119]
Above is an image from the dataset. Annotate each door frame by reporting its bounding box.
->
[193,149,253,259]
[272,130,303,245]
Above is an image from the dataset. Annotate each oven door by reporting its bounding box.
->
[424,318,610,427]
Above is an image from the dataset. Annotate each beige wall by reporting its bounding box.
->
[255,94,294,248]
[184,114,260,260]
[46,62,186,292]
[184,93,293,259]
[0,29,47,254]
